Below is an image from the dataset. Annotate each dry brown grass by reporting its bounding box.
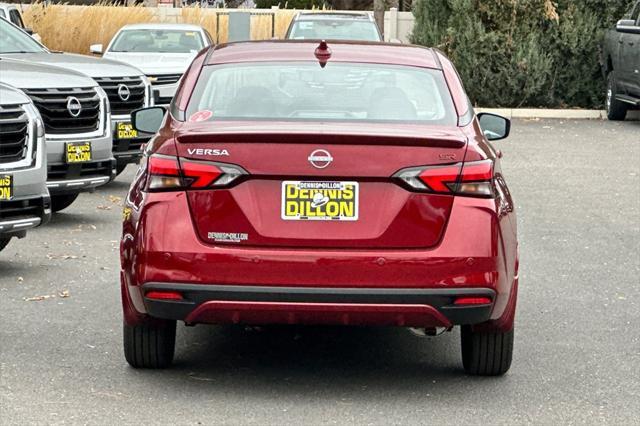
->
[23,2,155,54]
[179,6,225,43]
[22,3,310,53]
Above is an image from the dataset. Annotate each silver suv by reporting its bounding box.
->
[285,12,382,41]
[0,18,152,176]
[0,58,114,212]
[0,83,50,252]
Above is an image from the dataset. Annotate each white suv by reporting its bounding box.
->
[0,18,152,176]
[1,58,114,213]
[0,83,50,251]
[92,23,212,107]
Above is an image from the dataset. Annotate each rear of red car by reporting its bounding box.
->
[120,41,519,375]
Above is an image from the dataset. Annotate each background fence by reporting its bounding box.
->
[20,4,414,53]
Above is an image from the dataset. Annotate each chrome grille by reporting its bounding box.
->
[23,87,100,135]
[0,104,29,164]
[94,76,146,116]
[147,73,182,86]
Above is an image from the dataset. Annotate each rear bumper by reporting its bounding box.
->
[141,283,494,327]
[122,193,518,328]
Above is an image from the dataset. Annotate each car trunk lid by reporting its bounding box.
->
[174,122,467,249]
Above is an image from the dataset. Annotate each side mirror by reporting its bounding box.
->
[132,107,166,134]
[89,43,103,54]
[616,19,640,34]
[478,112,510,141]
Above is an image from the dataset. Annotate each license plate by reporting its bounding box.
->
[281,181,359,221]
[66,142,92,163]
[0,174,12,201]
[117,122,138,139]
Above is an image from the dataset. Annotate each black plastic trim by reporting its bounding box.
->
[140,283,495,325]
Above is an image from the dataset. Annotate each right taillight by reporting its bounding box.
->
[146,154,247,191]
[394,159,494,198]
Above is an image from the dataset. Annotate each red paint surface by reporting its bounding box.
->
[120,42,518,332]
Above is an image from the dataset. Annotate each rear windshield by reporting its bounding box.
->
[109,29,204,53]
[186,62,457,125]
[288,19,381,41]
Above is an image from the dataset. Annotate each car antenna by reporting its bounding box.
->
[314,40,331,68]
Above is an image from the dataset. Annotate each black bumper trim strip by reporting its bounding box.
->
[140,283,496,325]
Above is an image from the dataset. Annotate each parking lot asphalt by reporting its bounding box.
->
[1,119,639,425]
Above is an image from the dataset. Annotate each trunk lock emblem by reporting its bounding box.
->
[308,149,333,169]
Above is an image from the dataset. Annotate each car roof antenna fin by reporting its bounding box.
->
[314,40,332,68]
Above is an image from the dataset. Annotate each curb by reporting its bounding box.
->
[477,108,640,120]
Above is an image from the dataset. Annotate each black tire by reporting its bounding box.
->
[606,72,628,121]
[115,163,128,176]
[51,193,80,213]
[461,325,513,376]
[123,321,176,369]
[0,237,10,252]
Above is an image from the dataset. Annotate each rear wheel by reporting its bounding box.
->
[0,237,10,252]
[123,320,176,369]
[606,72,628,121]
[461,325,513,376]
[51,193,80,213]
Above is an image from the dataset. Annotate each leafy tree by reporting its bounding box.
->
[411,0,633,108]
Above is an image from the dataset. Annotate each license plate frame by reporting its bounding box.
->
[65,142,92,164]
[117,121,138,140]
[281,180,359,221]
[0,174,13,201]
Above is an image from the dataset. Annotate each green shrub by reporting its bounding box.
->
[411,0,633,108]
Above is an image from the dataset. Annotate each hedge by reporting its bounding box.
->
[411,0,634,108]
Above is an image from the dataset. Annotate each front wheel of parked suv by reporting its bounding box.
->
[51,194,80,213]
[123,320,176,368]
[606,72,628,121]
[0,237,11,252]
[461,325,513,376]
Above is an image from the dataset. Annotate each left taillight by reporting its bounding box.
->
[393,159,494,198]
[146,154,247,191]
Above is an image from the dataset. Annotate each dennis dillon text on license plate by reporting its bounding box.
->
[281,181,359,221]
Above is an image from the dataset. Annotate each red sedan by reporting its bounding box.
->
[122,40,519,375]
